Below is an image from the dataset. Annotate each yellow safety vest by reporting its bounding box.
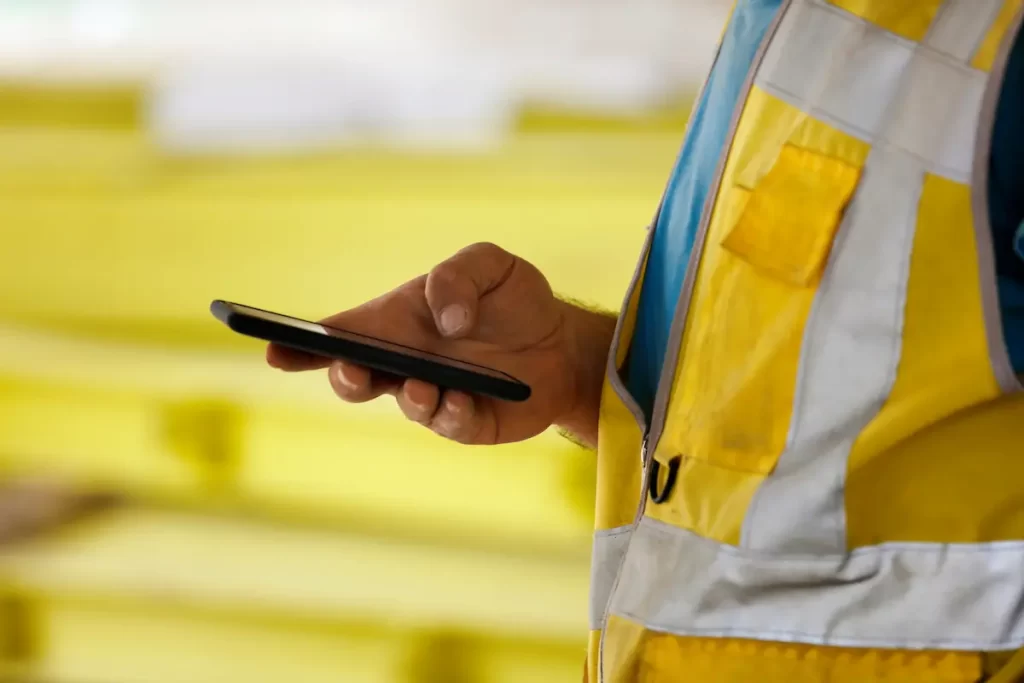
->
[589,1,1024,681]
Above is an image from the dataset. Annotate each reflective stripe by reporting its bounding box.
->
[610,517,1024,651]
[925,0,1005,61]
[589,526,632,630]
[597,0,1024,663]
[741,0,999,553]
[741,147,924,554]
[757,0,987,183]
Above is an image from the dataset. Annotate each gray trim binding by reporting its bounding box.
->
[590,8,730,666]
[603,226,654,435]
[598,1,795,679]
[593,11,746,649]
[601,20,737,439]
[588,526,633,630]
[971,4,1024,394]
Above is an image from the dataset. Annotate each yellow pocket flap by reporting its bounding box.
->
[722,144,861,287]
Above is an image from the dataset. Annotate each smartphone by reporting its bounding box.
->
[211,300,531,402]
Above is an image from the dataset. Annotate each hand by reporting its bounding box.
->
[267,243,612,445]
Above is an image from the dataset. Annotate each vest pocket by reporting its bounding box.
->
[722,143,861,287]
[668,144,862,479]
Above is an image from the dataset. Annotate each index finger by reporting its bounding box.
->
[265,302,383,371]
[424,242,516,338]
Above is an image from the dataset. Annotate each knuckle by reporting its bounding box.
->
[428,263,460,286]
[398,393,433,424]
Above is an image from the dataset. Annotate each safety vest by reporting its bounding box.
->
[589,1,1024,681]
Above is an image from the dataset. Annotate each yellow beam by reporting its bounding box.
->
[0,126,671,341]
[0,507,589,641]
[12,593,586,683]
[0,325,596,551]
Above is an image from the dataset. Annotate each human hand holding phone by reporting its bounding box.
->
[267,243,614,446]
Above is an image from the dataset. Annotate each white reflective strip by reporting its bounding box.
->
[611,518,1024,650]
[756,0,987,182]
[589,526,632,630]
[758,0,909,143]
[741,147,924,554]
[887,50,987,180]
[925,0,1005,61]
[741,0,998,554]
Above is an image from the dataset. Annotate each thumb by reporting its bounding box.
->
[424,242,516,339]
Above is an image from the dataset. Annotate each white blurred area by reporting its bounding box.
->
[0,0,731,151]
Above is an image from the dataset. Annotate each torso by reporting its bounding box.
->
[593,2,1024,681]
[628,1,1024,412]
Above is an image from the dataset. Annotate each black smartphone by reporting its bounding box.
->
[211,300,531,402]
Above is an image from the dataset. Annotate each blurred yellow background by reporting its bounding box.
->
[0,1,726,681]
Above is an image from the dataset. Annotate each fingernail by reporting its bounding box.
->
[445,394,470,417]
[409,394,430,413]
[335,364,357,390]
[439,305,468,336]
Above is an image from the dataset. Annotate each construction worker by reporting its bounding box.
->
[269,1,1024,680]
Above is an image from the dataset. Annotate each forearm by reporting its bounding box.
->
[554,299,618,448]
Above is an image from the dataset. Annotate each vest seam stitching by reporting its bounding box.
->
[646,517,1024,559]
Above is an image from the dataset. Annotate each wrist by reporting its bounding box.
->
[554,299,617,447]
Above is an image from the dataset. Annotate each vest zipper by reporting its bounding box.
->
[636,1,794,520]
[601,11,729,465]
[597,2,793,680]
